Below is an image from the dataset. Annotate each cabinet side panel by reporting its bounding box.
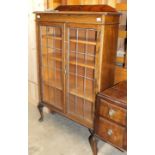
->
[100,23,119,91]
[35,20,42,102]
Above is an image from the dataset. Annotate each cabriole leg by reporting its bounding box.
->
[88,129,98,155]
[37,102,44,122]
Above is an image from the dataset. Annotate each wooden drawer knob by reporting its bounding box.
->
[109,109,116,117]
[107,129,113,136]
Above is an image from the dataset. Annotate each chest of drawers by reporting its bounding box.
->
[94,81,127,153]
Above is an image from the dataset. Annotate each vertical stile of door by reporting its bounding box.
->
[75,28,79,114]
[53,24,64,110]
[66,26,70,114]
[46,26,50,102]
[83,29,88,119]
[53,27,56,106]
[40,25,53,104]
[62,23,66,113]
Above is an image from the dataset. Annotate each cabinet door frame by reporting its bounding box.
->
[65,23,102,125]
[37,21,66,112]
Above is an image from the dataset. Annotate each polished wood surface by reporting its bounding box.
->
[35,5,120,155]
[35,5,120,129]
[98,99,127,125]
[98,80,127,108]
[95,81,127,151]
[114,66,127,85]
[100,23,119,91]
[97,117,126,148]
[35,13,119,25]
[29,1,127,107]
[55,5,117,12]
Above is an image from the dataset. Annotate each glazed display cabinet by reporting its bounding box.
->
[34,5,120,155]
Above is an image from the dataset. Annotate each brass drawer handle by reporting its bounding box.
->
[107,129,113,136]
[109,109,116,117]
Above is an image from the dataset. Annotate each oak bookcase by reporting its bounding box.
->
[34,5,120,155]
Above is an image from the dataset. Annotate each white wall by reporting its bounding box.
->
[28,0,45,105]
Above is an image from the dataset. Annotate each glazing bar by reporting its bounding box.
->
[70,51,95,57]
[53,27,56,105]
[75,28,79,113]
[47,47,62,51]
[67,28,70,112]
[69,72,94,81]
[83,29,88,119]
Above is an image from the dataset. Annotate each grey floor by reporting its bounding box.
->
[29,103,127,155]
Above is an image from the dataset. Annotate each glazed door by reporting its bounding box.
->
[39,23,65,111]
[65,24,101,126]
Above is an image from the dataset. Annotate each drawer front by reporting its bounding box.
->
[96,117,126,148]
[99,99,127,125]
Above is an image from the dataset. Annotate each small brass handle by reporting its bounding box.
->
[109,109,116,117]
[107,129,113,136]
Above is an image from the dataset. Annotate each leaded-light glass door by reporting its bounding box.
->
[66,24,100,126]
[40,24,64,111]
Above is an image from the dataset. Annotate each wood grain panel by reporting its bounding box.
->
[35,6,120,131]
[100,24,119,91]
[36,14,104,25]
[97,117,125,148]
[99,99,127,125]
[114,66,127,84]
[95,81,127,150]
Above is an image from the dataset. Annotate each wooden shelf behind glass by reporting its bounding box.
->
[43,80,62,90]
[42,53,95,69]
[69,88,94,102]
[42,35,62,41]
[42,35,96,46]
[69,57,95,69]
[70,38,96,45]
